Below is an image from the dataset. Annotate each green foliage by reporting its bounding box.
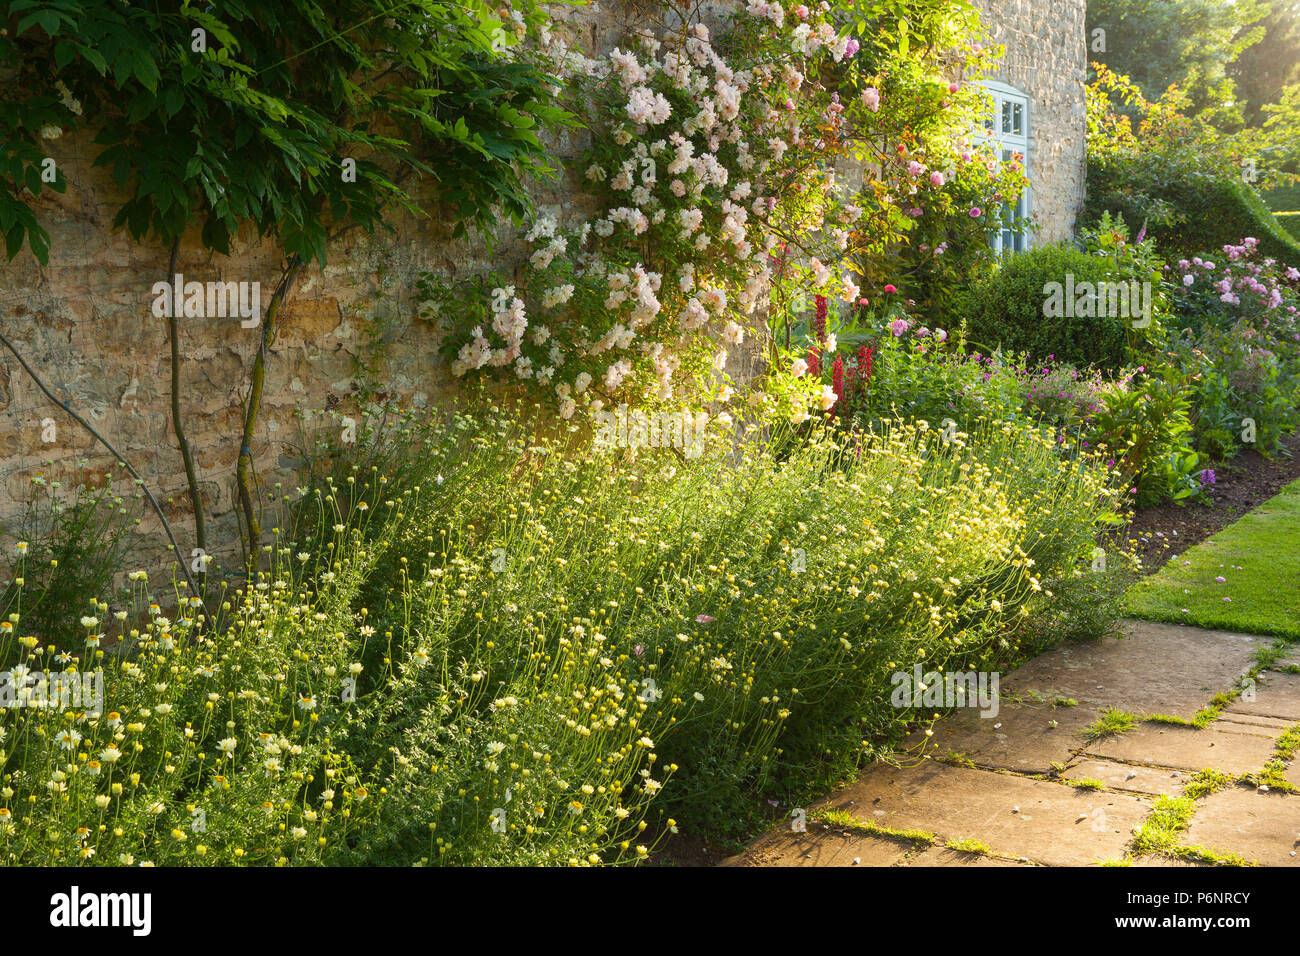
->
[963,244,1130,371]
[0,0,572,264]
[1229,0,1300,128]
[1087,367,1203,507]
[1086,0,1268,127]
[1088,166,1300,265]
[1162,238,1300,460]
[1083,64,1300,262]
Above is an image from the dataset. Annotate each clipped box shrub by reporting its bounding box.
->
[963,244,1131,371]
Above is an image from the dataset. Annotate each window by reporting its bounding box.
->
[973,81,1030,255]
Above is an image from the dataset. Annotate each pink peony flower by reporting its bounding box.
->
[969,207,982,218]
[930,171,945,187]
[861,87,880,112]
[888,317,911,336]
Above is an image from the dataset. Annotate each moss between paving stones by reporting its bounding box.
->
[1124,478,1300,639]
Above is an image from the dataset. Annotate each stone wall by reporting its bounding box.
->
[972,0,1089,244]
[0,0,1087,579]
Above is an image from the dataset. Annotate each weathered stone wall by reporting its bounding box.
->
[972,0,1088,244]
[0,0,1086,579]
[0,1,660,577]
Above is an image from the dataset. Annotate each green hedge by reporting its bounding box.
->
[1084,161,1300,264]
[963,244,1130,371]
[1261,182,1300,213]
[1274,211,1300,241]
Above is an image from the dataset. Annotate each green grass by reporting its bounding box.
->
[1184,769,1237,800]
[1131,794,1252,866]
[1085,707,1138,741]
[814,809,936,845]
[1124,478,1300,638]
[945,837,992,854]
[1251,724,1300,792]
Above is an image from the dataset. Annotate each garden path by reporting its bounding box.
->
[725,620,1300,866]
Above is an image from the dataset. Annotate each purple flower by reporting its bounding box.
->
[1199,468,1216,487]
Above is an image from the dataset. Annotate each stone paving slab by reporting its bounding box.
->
[1213,711,1293,735]
[1225,671,1300,721]
[1130,855,1206,867]
[732,621,1293,867]
[720,826,912,867]
[825,762,1148,866]
[904,702,1096,774]
[1063,758,1189,796]
[899,846,1033,867]
[1087,723,1278,775]
[1183,787,1300,865]
[1001,621,1266,719]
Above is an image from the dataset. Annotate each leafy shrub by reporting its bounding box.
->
[1162,237,1300,460]
[1086,367,1203,507]
[963,244,1130,371]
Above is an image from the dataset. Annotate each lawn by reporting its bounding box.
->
[1125,477,1300,639]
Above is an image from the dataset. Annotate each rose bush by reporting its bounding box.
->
[425,0,1026,427]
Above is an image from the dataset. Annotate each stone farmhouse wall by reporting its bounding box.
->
[973,0,1088,243]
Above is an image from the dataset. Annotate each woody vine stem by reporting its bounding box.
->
[0,326,203,601]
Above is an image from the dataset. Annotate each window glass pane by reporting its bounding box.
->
[1013,103,1024,136]
[1001,101,1012,134]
